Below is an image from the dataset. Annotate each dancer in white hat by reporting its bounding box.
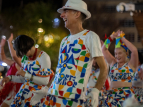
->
[31,0,107,107]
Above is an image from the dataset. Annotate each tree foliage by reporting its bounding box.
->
[0,1,68,71]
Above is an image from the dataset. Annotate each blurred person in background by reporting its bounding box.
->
[85,40,110,107]
[102,30,138,107]
[85,62,110,107]
[0,34,22,107]
[132,51,143,104]
[0,65,4,90]
[1,35,54,107]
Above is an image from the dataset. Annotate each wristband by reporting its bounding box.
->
[104,36,113,49]
[8,75,12,81]
[25,72,33,81]
[30,75,33,81]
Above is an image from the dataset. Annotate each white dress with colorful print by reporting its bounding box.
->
[132,64,143,103]
[105,62,135,107]
[37,30,103,107]
[10,51,53,107]
[48,30,103,100]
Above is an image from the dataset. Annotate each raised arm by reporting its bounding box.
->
[7,33,21,66]
[0,38,14,66]
[120,31,138,70]
[102,32,118,67]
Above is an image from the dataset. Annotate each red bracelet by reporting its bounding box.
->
[108,37,113,42]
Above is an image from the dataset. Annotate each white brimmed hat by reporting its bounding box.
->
[57,0,91,19]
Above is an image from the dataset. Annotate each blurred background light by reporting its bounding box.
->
[10,25,13,29]
[54,18,59,23]
[35,44,39,48]
[44,35,49,41]
[2,62,7,66]
[2,35,6,39]
[37,28,44,33]
[53,18,60,28]
[38,19,42,23]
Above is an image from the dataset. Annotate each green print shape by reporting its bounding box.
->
[80,51,86,56]
[78,79,84,84]
[68,100,73,106]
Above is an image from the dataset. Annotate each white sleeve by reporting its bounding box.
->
[86,31,103,58]
[24,52,54,85]
[39,52,51,69]
[7,75,25,83]
[25,72,50,86]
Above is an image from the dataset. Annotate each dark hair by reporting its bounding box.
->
[80,12,86,22]
[138,51,143,64]
[13,35,34,57]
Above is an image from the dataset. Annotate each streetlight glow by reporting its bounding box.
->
[35,44,39,48]
[37,28,44,33]
[2,62,7,66]
[2,35,6,40]
[38,19,42,23]
[44,35,49,41]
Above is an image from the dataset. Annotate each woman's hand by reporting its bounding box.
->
[16,69,26,77]
[0,77,10,86]
[7,33,13,43]
[110,30,121,39]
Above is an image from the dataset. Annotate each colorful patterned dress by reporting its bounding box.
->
[85,68,110,107]
[0,63,22,105]
[38,30,103,107]
[105,62,134,107]
[132,64,143,103]
[10,51,54,107]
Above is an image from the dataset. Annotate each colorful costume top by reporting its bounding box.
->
[87,68,110,91]
[109,62,134,82]
[133,64,143,82]
[132,65,143,102]
[87,68,99,90]
[0,63,22,105]
[86,68,110,107]
[11,51,54,107]
[106,63,135,107]
[48,30,103,100]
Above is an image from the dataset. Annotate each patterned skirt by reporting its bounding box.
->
[36,95,85,107]
[104,87,135,107]
[132,86,143,104]
[10,81,43,107]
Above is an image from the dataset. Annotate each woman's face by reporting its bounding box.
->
[115,47,127,63]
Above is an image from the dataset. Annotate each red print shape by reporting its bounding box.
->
[77,88,81,94]
[59,91,64,96]
[82,45,86,50]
